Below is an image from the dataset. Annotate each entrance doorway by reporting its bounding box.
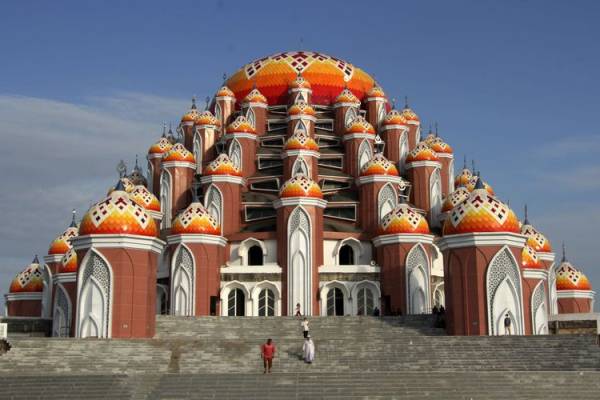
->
[327,287,345,316]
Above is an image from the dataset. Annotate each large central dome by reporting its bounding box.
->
[224,51,376,106]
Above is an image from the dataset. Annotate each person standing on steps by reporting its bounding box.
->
[303,335,315,364]
[504,314,512,335]
[373,307,380,317]
[261,338,276,374]
[301,317,310,338]
[295,303,302,317]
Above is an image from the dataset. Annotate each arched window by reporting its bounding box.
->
[228,288,245,316]
[204,185,223,233]
[448,159,455,193]
[406,244,430,315]
[294,120,307,135]
[288,207,311,315]
[358,140,372,172]
[357,287,374,316]
[378,183,397,222]
[172,246,194,316]
[292,156,310,176]
[160,170,172,228]
[430,168,442,223]
[548,264,558,315]
[531,281,548,335]
[228,139,242,170]
[41,265,52,318]
[295,92,306,103]
[258,288,275,316]
[52,285,71,337]
[345,107,357,128]
[327,287,344,316]
[214,103,222,124]
[78,251,111,338]
[248,245,263,266]
[147,160,154,193]
[377,103,386,127]
[193,134,202,174]
[433,284,445,308]
[486,247,523,335]
[246,108,256,128]
[399,132,409,172]
[339,244,354,265]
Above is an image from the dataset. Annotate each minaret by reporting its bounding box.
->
[274,174,327,316]
[287,100,316,138]
[342,116,376,178]
[160,142,196,228]
[193,107,220,174]
[147,125,173,197]
[405,142,442,226]
[400,97,421,151]
[224,116,258,179]
[241,87,268,136]
[364,84,387,129]
[288,73,312,104]
[214,85,236,129]
[282,129,320,181]
[333,88,361,136]
[180,97,200,152]
[379,107,410,172]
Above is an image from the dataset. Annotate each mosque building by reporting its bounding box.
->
[4,51,594,338]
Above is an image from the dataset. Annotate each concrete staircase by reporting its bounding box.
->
[1,315,600,399]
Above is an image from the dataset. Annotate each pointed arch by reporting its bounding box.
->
[295,92,307,103]
[377,103,386,127]
[486,246,524,335]
[41,264,52,318]
[531,280,548,334]
[214,103,222,124]
[345,107,358,128]
[76,249,112,338]
[448,158,455,193]
[193,132,202,173]
[358,139,372,172]
[228,138,242,170]
[406,243,430,314]
[246,107,256,128]
[429,168,442,223]
[399,132,409,172]
[548,262,558,315]
[147,160,154,193]
[204,184,223,234]
[294,120,308,135]
[171,244,195,316]
[292,156,310,176]
[288,206,312,315]
[378,183,397,222]
[52,283,72,337]
[160,169,172,228]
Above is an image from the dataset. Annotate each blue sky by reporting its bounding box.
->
[1,1,599,305]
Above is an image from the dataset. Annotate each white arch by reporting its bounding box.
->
[246,107,256,128]
[448,158,455,193]
[288,206,312,315]
[333,238,363,265]
[378,183,397,223]
[220,281,251,316]
[430,168,442,225]
[358,140,372,172]
[345,107,358,128]
[406,243,431,315]
[399,132,409,172]
[160,169,172,228]
[171,244,195,316]
[147,160,154,193]
[41,264,53,318]
[76,249,113,338]
[486,246,524,335]
[531,280,548,334]
[376,103,386,127]
[193,133,202,174]
[228,138,242,170]
[52,283,72,337]
[319,280,351,316]
[351,280,381,316]
[292,156,310,176]
[251,281,281,316]
[204,184,223,234]
[433,282,445,308]
[238,237,267,266]
[214,103,222,125]
[548,262,558,315]
[294,120,308,135]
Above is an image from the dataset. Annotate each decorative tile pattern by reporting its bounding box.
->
[289,74,312,89]
[163,143,195,163]
[280,174,323,199]
[361,153,399,177]
[522,245,543,269]
[226,116,256,134]
[366,85,386,98]
[216,86,235,98]
[10,261,44,293]
[148,137,173,155]
[288,101,316,116]
[556,262,591,290]
[466,176,494,195]
[171,202,221,235]
[442,187,470,213]
[48,226,78,255]
[382,109,408,126]
[59,247,78,274]
[204,153,242,176]
[379,204,430,235]
[454,168,472,187]
[401,106,419,122]
[406,142,439,163]
[345,116,375,134]
[335,88,361,105]
[131,185,161,212]
[521,224,552,253]
[195,111,220,126]
[242,88,268,104]
[284,130,319,152]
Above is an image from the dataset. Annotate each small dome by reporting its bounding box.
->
[345,116,375,134]
[442,187,470,213]
[10,258,44,293]
[195,110,220,126]
[204,153,242,176]
[443,179,520,235]
[130,185,161,212]
[216,86,235,98]
[163,143,195,163]
[379,202,430,235]
[289,74,312,89]
[522,245,544,269]
[360,153,399,177]
[465,175,494,195]
[430,137,453,154]
[406,142,439,163]
[382,109,408,126]
[521,224,552,253]
[171,202,221,235]
[335,88,360,104]
[288,101,316,116]
[556,262,592,291]
[181,98,200,123]
[284,130,319,152]
[79,189,158,237]
[401,106,419,122]
[107,177,135,195]
[454,168,473,187]
[280,174,323,199]
[59,247,78,274]
[48,223,78,255]
[226,116,256,134]
[148,136,173,155]
[243,88,268,104]
[366,84,386,98]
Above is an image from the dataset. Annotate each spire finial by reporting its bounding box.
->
[116,160,127,178]
[435,122,439,137]
[524,204,529,225]
[33,255,39,264]
[134,154,139,169]
[191,95,197,110]
[222,73,227,82]
[428,123,433,134]
[474,171,485,190]
[562,242,567,262]
[404,96,409,108]
[205,96,210,110]
[463,155,467,169]
[70,209,77,227]
[471,159,476,173]
[161,122,167,137]
[391,98,396,109]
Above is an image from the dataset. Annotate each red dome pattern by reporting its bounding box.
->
[280,175,323,198]
[195,111,220,126]
[406,142,439,163]
[59,248,78,274]
[335,88,361,104]
[441,187,470,213]
[131,185,161,212]
[443,188,520,235]
[556,262,592,290]
[521,224,552,253]
[10,260,44,293]
[204,153,242,176]
[345,116,375,134]
[522,245,544,269]
[288,101,316,116]
[360,153,399,176]
[430,138,453,154]
[148,137,173,155]
[243,88,268,104]
[79,190,158,237]
[224,51,375,106]
[284,130,319,151]
[48,225,78,255]
[466,176,494,195]
[163,143,195,163]
[226,116,256,134]
[216,86,235,98]
[366,85,386,98]
[401,106,419,122]
[181,107,199,123]
[382,109,408,126]
[289,74,312,89]
[379,203,430,235]
[455,168,472,187]
[171,202,221,235]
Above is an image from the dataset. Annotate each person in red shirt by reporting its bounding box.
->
[261,338,276,373]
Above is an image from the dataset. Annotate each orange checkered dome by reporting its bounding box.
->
[9,257,44,293]
[204,153,242,176]
[216,86,235,98]
[288,100,316,116]
[130,185,161,212]
[243,88,268,105]
[442,187,470,213]
[556,261,592,291]
[379,201,430,235]
[48,218,78,255]
[194,110,220,127]
[226,116,256,134]
[521,223,552,253]
[429,137,453,154]
[79,183,158,237]
[280,174,323,199]
[454,167,473,188]
[401,105,419,123]
[284,130,319,152]
[406,142,439,163]
[345,115,375,135]
[443,176,520,235]
[162,143,195,163]
[382,109,408,127]
[58,247,78,274]
[148,136,173,155]
[289,74,312,90]
[171,202,221,235]
[181,97,200,123]
[521,245,544,269]
[366,84,386,99]
[224,51,375,106]
[360,153,399,177]
[335,88,361,105]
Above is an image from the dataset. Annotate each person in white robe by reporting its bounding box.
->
[302,336,315,363]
